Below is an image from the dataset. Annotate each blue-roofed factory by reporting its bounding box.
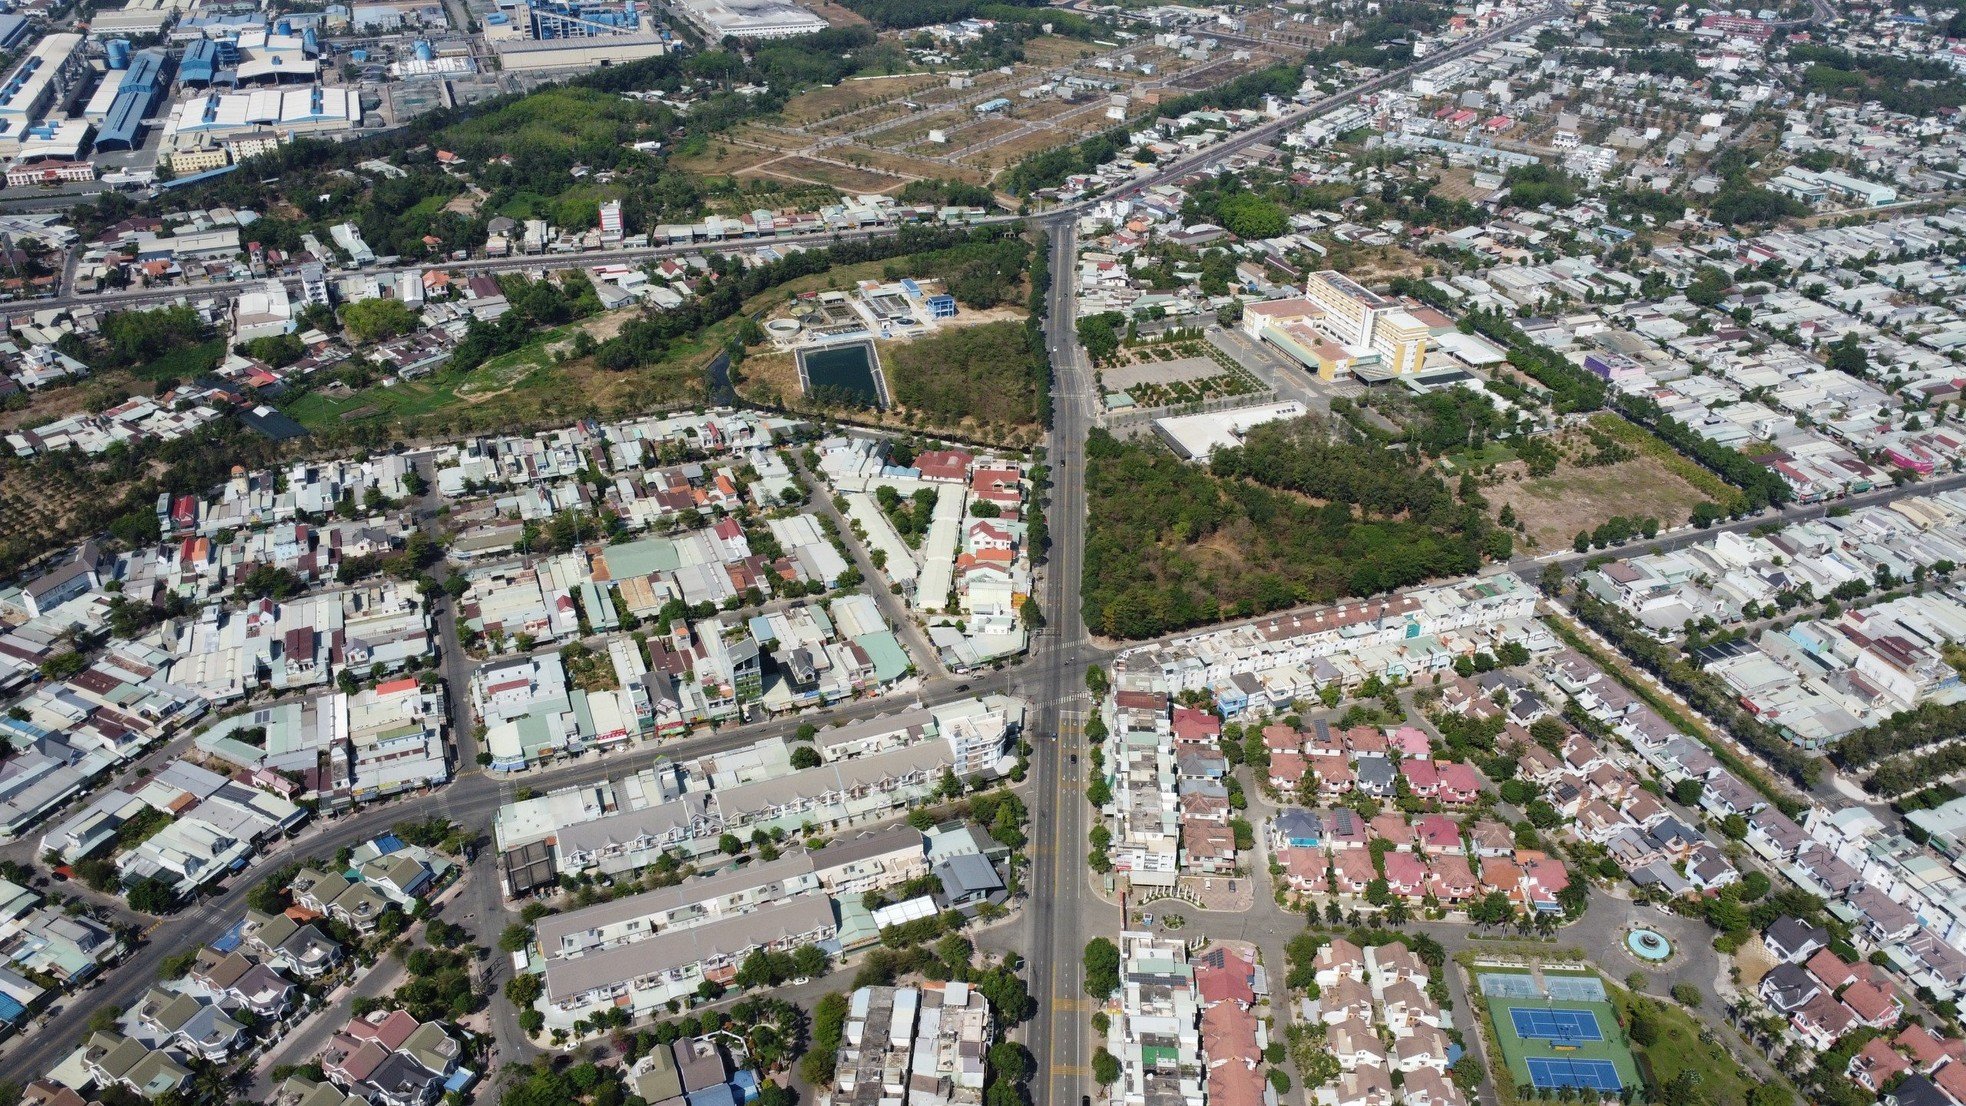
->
[178,38,222,87]
[82,47,171,152]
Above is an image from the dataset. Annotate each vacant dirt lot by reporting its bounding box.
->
[739,155,916,194]
[783,75,940,126]
[1484,451,1710,553]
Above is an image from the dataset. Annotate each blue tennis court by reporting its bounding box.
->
[1527,1057,1623,1091]
[1510,1008,1604,1041]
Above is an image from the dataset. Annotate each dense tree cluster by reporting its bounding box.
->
[1503,164,1579,209]
[1790,44,1966,116]
[1709,184,1809,228]
[1836,700,1966,768]
[828,0,1042,28]
[99,305,213,368]
[1081,420,1506,639]
[886,320,1049,432]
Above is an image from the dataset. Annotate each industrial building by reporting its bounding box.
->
[162,86,360,143]
[89,0,188,39]
[0,15,30,51]
[484,0,671,70]
[672,0,827,39]
[83,48,171,153]
[0,35,86,159]
[157,83,358,171]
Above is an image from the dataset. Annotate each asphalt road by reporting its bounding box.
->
[1025,217,1109,1106]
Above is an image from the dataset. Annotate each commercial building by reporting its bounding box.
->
[1243,271,1432,382]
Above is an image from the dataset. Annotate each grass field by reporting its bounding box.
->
[281,310,709,435]
[1479,970,1640,1098]
[1606,980,1764,1106]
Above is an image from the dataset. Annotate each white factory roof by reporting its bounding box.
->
[17,118,91,161]
[0,34,83,118]
[166,86,358,137]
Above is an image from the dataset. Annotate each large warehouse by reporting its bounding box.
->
[484,0,670,70]
[82,48,171,152]
[0,34,86,158]
[674,0,827,38]
[162,85,360,142]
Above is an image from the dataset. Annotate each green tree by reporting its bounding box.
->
[1083,938,1122,999]
[127,877,177,914]
[1092,1048,1121,1086]
[340,298,421,342]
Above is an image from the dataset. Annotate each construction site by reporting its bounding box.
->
[673,32,1295,197]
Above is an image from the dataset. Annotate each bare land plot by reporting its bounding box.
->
[1484,450,1710,552]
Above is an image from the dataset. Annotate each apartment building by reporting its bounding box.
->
[539,894,837,1028]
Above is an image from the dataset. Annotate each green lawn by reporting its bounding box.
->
[134,338,226,381]
[283,376,478,429]
[1440,441,1518,472]
[498,191,555,220]
[405,193,451,221]
[1609,982,1764,1106]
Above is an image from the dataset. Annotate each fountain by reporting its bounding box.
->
[1626,928,1671,962]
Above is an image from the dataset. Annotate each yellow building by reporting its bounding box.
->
[167,142,231,175]
[1303,270,1394,347]
[1245,274,1429,382]
[1369,309,1431,379]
